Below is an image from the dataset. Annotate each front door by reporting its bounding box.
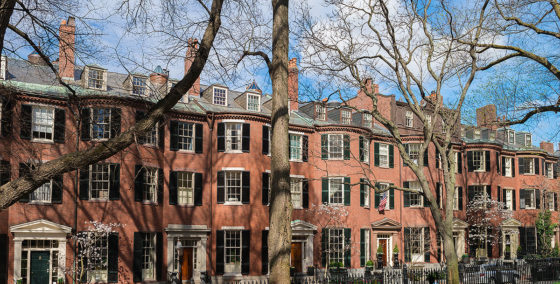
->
[291,243,303,273]
[181,248,193,281]
[30,251,50,284]
[379,239,388,267]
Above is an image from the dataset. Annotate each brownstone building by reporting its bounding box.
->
[0,18,558,284]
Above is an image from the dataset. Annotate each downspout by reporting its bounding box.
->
[73,104,81,284]
[207,112,215,277]
[399,144,403,265]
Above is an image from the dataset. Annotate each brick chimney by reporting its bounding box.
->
[476,104,497,129]
[184,38,200,96]
[288,58,299,111]
[540,141,554,153]
[58,17,75,81]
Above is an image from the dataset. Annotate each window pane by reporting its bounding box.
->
[91,108,111,140]
[225,172,242,202]
[32,106,54,140]
[225,231,241,273]
[290,135,302,160]
[143,168,158,202]
[247,95,260,111]
[90,164,110,200]
[31,181,52,203]
[226,123,242,151]
[329,135,343,159]
[213,88,227,105]
[329,178,343,204]
[178,123,194,151]
[290,178,302,208]
[88,69,104,89]
[177,172,194,205]
[132,77,147,95]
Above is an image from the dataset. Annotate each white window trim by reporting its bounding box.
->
[90,108,112,141]
[132,76,148,96]
[225,122,243,154]
[144,122,159,147]
[30,180,53,204]
[142,233,157,281]
[408,181,423,207]
[507,130,515,144]
[316,104,326,120]
[177,171,195,206]
[87,68,106,90]
[89,164,110,201]
[546,162,554,179]
[328,177,345,205]
[31,105,55,143]
[472,150,486,172]
[328,134,344,160]
[524,188,537,209]
[504,156,513,177]
[213,86,228,106]
[378,143,389,168]
[504,188,514,211]
[224,171,243,205]
[524,158,536,175]
[176,121,195,153]
[453,187,459,210]
[405,111,413,127]
[341,109,351,125]
[525,134,532,147]
[224,230,243,275]
[547,192,555,211]
[289,134,303,162]
[290,177,303,209]
[142,168,159,204]
[246,93,261,112]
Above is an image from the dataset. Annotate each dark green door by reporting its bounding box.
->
[30,251,50,284]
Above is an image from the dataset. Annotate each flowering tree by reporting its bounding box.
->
[69,221,123,283]
[466,196,512,258]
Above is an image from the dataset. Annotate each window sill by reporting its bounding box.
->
[31,139,54,144]
[87,199,109,203]
[522,173,536,176]
[290,159,303,163]
[474,169,486,173]
[177,149,195,154]
[91,138,110,142]
[378,165,389,169]
[224,150,244,154]
[327,157,344,161]
[29,201,52,205]
[176,204,196,207]
[224,201,243,206]
[142,201,158,205]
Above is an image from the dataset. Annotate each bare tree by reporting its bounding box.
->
[296,0,493,282]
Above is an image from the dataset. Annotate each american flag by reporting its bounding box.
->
[378,192,388,213]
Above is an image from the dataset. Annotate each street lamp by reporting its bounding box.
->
[176,240,183,283]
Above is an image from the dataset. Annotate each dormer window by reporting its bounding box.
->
[247,94,260,112]
[88,68,104,89]
[341,109,351,124]
[507,130,515,144]
[405,111,413,127]
[213,87,227,106]
[525,134,532,147]
[316,104,326,120]
[363,113,372,128]
[132,76,147,95]
[474,129,481,140]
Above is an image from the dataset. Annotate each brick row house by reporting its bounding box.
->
[0,18,559,283]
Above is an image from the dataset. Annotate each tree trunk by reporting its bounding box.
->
[443,222,460,284]
[0,0,16,55]
[268,0,291,283]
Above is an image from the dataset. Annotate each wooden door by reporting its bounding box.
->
[379,239,388,267]
[181,248,193,281]
[291,243,303,273]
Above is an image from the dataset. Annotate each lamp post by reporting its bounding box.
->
[176,240,183,284]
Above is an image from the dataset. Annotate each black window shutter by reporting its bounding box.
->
[519,158,525,175]
[169,120,179,151]
[217,171,225,204]
[54,108,66,143]
[216,230,225,275]
[404,228,411,262]
[519,189,526,209]
[435,149,440,169]
[436,183,441,208]
[134,165,144,202]
[360,228,366,266]
[457,152,462,173]
[158,118,165,149]
[135,111,146,144]
[535,158,540,175]
[485,151,491,172]
[194,172,203,206]
[458,187,463,210]
[302,135,309,162]
[80,108,91,141]
[403,144,409,167]
[496,152,500,174]
[261,230,269,275]
[110,108,121,138]
[195,123,203,153]
[359,136,364,162]
[467,186,475,205]
[512,189,516,210]
[20,104,32,140]
[132,232,143,282]
[302,179,309,208]
[79,167,90,200]
[242,123,251,153]
[156,232,163,281]
[0,160,10,185]
[486,185,492,201]
[322,178,328,204]
[344,177,350,206]
[403,182,410,207]
[467,151,474,172]
[169,171,178,205]
[502,157,506,176]
[157,168,163,204]
[344,228,351,267]
[321,229,328,267]
[242,230,251,274]
[512,158,516,177]
[423,148,429,167]
[242,171,250,204]
[536,189,540,209]
[519,227,526,257]
[262,172,269,205]
[262,125,269,155]
[217,123,225,152]
[0,234,6,283]
[360,179,365,207]
[555,193,558,211]
[109,164,120,200]
[500,186,505,206]
[389,144,394,168]
[1,99,13,137]
[321,134,328,159]
[374,142,380,167]
[374,182,380,208]
[343,134,350,160]
[107,232,119,282]
[51,175,63,204]
[424,227,431,262]
[390,186,395,209]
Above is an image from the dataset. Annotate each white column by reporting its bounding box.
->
[13,240,22,281]
[58,240,67,281]
[167,237,174,279]
[305,235,313,268]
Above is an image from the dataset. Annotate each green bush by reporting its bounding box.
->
[377,245,384,254]
[366,260,374,267]
[393,245,399,253]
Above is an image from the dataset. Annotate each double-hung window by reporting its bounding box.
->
[362,138,370,164]
[247,94,260,111]
[363,113,372,128]
[143,168,158,203]
[546,162,554,179]
[378,144,389,167]
[407,144,420,165]
[472,151,485,172]
[504,157,513,177]
[177,172,194,206]
[225,171,242,203]
[225,231,242,273]
[507,130,515,144]
[407,227,425,262]
[177,122,194,151]
[213,87,227,106]
[328,228,344,264]
[91,108,111,140]
[504,188,513,210]
[316,104,326,120]
[523,189,537,209]
[547,192,555,211]
[145,123,158,146]
[525,134,532,147]
[88,69,104,89]
[329,177,344,205]
[90,164,111,200]
[341,110,351,124]
[142,233,157,281]
[289,134,303,161]
[132,76,147,95]
[32,106,54,141]
[408,181,423,207]
[328,134,344,160]
[88,234,108,282]
[31,181,52,203]
[453,187,459,210]
[290,178,303,209]
[226,123,242,152]
[470,185,489,208]
[405,111,413,127]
